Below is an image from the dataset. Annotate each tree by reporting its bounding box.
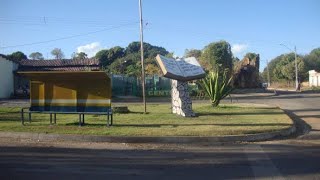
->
[264,53,306,84]
[74,52,88,60]
[51,48,64,60]
[200,41,233,73]
[7,51,27,61]
[304,47,320,71]
[103,42,169,76]
[125,41,168,58]
[145,64,161,75]
[29,52,44,60]
[184,49,202,59]
[95,46,125,67]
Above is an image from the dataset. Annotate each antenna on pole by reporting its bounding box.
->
[139,0,146,113]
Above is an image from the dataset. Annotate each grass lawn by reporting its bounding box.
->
[0,103,293,136]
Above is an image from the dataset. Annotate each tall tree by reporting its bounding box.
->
[95,46,125,67]
[7,51,27,61]
[51,48,64,60]
[75,52,88,60]
[264,53,306,82]
[29,52,44,60]
[184,49,202,59]
[201,40,233,73]
[304,47,320,71]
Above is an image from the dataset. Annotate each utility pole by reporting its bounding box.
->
[280,44,299,91]
[139,0,146,113]
[294,46,299,91]
[266,59,271,87]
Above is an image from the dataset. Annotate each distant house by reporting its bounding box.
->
[309,70,320,87]
[0,54,19,98]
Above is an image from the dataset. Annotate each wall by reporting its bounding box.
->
[309,70,320,87]
[0,56,17,98]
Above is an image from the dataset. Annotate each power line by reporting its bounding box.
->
[0,22,139,49]
[0,16,138,26]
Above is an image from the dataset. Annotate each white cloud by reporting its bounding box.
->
[77,42,102,57]
[231,44,248,55]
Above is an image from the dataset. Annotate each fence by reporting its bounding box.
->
[111,75,172,97]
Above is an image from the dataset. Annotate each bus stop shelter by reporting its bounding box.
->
[18,71,113,126]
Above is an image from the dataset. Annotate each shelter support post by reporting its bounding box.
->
[21,108,24,125]
[79,114,81,126]
[107,114,110,127]
[28,113,31,123]
[82,114,85,125]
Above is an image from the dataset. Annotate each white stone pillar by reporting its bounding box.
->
[171,80,195,117]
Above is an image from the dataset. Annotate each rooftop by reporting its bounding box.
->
[18,58,100,71]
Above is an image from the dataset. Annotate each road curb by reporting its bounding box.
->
[0,125,296,144]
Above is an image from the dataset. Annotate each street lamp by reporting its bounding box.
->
[280,44,299,91]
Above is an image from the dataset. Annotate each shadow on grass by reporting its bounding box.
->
[0,112,21,121]
[65,122,292,128]
[197,111,283,116]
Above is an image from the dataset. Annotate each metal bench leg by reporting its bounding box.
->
[54,114,56,124]
[110,113,113,126]
[107,114,110,127]
[28,112,31,123]
[79,114,82,127]
[21,108,24,125]
[50,113,52,124]
[82,114,85,125]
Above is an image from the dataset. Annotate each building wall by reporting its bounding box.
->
[0,56,18,98]
[309,70,320,87]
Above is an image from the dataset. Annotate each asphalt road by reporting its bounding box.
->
[1,92,320,180]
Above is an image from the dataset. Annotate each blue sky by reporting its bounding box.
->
[0,0,319,71]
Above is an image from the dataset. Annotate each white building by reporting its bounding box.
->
[309,70,320,87]
[0,55,18,98]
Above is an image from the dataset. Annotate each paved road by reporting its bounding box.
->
[230,92,320,140]
[1,93,320,180]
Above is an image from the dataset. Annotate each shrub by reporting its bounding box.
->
[200,67,234,107]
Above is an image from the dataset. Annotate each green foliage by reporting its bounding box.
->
[304,48,320,72]
[95,46,125,67]
[51,48,64,60]
[29,52,44,60]
[102,42,169,76]
[200,66,234,107]
[244,52,259,60]
[7,51,27,61]
[201,40,233,73]
[184,49,202,58]
[264,53,306,82]
[74,52,88,60]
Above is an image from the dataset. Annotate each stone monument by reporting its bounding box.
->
[156,55,205,117]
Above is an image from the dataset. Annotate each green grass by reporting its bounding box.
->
[0,103,293,136]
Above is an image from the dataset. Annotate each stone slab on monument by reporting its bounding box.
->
[171,80,195,117]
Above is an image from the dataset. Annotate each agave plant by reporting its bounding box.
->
[200,67,234,107]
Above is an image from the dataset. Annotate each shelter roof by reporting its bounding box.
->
[18,71,110,81]
[18,58,100,71]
